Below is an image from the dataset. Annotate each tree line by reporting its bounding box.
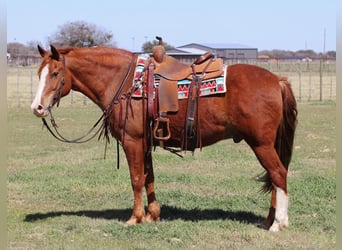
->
[259,49,335,60]
[7,20,335,61]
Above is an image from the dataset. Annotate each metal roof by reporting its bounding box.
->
[179,43,256,50]
[166,47,208,55]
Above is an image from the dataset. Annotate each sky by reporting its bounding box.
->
[7,0,336,53]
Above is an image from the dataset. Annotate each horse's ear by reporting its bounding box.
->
[37,45,47,58]
[50,45,60,61]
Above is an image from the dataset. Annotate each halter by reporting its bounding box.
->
[52,55,66,108]
[42,53,136,146]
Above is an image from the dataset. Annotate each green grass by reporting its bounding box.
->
[7,100,336,249]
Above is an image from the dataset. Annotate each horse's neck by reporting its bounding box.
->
[66,49,134,110]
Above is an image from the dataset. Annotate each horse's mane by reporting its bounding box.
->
[56,46,131,56]
[56,47,76,55]
[38,46,132,75]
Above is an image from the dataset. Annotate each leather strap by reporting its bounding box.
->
[193,51,214,65]
[182,74,201,151]
[147,61,155,121]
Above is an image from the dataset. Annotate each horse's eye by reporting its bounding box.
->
[52,72,59,78]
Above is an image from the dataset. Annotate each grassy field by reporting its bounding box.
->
[7,98,336,249]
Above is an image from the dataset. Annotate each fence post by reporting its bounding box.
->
[17,68,20,107]
[298,62,302,102]
[30,70,33,103]
[319,59,323,101]
[308,61,312,101]
[329,62,333,100]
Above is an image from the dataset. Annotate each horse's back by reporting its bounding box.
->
[227,64,280,89]
[226,64,282,103]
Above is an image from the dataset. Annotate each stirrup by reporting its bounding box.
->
[153,116,171,141]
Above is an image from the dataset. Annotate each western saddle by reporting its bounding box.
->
[146,37,224,151]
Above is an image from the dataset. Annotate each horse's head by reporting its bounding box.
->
[31,45,72,117]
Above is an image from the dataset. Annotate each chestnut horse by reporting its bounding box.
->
[31,44,297,232]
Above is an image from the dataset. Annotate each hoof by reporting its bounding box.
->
[258,222,270,230]
[258,217,273,230]
[146,201,160,222]
[268,219,289,232]
[259,218,288,232]
[145,213,160,223]
[125,216,146,225]
[269,222,281,232]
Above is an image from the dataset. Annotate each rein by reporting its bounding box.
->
[42,111,105,143]
[42,53,137,167]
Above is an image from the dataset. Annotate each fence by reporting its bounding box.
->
[7,60,336,108]
[7,66,91,108]
[254,59,336,102]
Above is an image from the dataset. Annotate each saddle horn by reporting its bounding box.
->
[153,36,166,63]
[156,36,163,45]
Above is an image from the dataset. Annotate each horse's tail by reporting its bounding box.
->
[276,77,298,168]
[259,77,298,192]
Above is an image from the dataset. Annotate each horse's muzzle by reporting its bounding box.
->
[31,104,50,117]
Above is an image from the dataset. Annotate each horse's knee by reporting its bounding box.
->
[131,173,146,192]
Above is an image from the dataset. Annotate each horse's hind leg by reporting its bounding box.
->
[252,145,289,231]
[144,150,160,222]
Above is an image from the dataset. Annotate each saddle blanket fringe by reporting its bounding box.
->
[132,54,227,99]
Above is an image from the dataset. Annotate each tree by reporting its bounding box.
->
[326,51,336,58]
[47,21,116,47]
[26,40,42,55]
[142,39,174,53]
[295,49,317,59]
[7,42,27,57]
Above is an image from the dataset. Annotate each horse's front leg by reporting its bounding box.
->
[123,138,147,225]
[144,150,160,222]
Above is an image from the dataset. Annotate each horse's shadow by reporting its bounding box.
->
[24,205,264,226]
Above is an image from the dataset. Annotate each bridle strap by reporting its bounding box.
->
[53,55,66,108]
[42,53,136,146]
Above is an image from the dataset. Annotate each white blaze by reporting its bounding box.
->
[31,65,49,111]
